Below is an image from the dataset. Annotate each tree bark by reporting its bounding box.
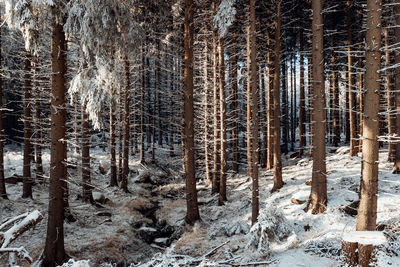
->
[249,0,259,225]
[81,101,92,202]
[0,25,6,200]
[183,0,200,225]
[121,55,130,193]
[43,17,67,267]
[110,97,118,187]
[356,0,381,232]
[271,0,283,193]
[332,51,340,147]
[231,24,239,173]
[34,58,43,182]
[299,27,306,155]
[267,31,274,170]
[140,47,146,163]
[212,0,220,194]
[219,37,227,205]
[393,1,400,172]
[22,53,33,199]
[306,0,327,214]
[204,32,212,184]
[384,28,395,162]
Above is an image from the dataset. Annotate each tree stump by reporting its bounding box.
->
[342,231,386,267]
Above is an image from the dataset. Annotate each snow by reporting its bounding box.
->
[1,144,400,266]
[214,0,236,38]
[343,231,387,246]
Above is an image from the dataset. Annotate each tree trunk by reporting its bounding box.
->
[219,37,227,205]
[347,0,357,157]
[34,58,43,182]
[356,0,381,233]
[359,10,364,154]
[393,1,400,172]
[271,0,283,193]
[384,28,395,162]
[249,0,259,225]
[183,0,200,225]
[121,55,130,193]
[212,0,220,194]
[332,51,340,147]
[118,75,123,181]
[22,53,33,199]
[306,0,327,214]
[81,101,92,202]
[231,24,239,173]
[43,18,67,267]
[204,33,212,184]
[299,27,306,155]
[0,25,6,200]
[110,97,118,187]
[140,47,146,163]
[267,31,274,170]
[308,56,313,157]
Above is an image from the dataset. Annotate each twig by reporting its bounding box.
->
[225,259,278,266]
[203,240,230,258]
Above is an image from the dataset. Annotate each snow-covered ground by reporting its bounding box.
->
[1,144,399,266]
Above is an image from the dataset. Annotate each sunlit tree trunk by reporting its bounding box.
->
[183,0,200,224]
[393,1,400,172]
[306,0,327,214]
[43,16,67,266]
[356,0,381,233]
[271,0,283,193]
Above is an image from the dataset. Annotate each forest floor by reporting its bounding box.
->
[1,143,400,266]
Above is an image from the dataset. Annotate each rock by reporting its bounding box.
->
[5,174,23,184]
[291,198,306,205]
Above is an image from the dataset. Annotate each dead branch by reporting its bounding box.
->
[0,247,33,263]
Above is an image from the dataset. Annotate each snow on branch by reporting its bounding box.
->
[214,0,236,38]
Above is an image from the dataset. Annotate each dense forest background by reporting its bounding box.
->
[0,0,399,266]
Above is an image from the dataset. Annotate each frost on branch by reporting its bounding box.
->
[69,56,117,130]
[5,0,40,54]
[214,0,236,38]
[246,206,292,254]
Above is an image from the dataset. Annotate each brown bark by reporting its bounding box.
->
[81,101,92,202]
[347,0,357,156]
[246,13,252,178]
[271,0,283,193]
[110,97,118,187]
[393,1,400,172]
[219,37,227,205]
[204,33,212,183]
[306,0,327,214]
[183,0,200,225]
[0,25,6,200]
[249,0,259,225]
[267,31,274,170]
[356,0,381,233]
[299,27,306,155]
[121,55,130,193]
[231,25,239,173]
[212,0,220,194]
[261,62,268,166]
[332,51,340,147]
[140,47,146,163]
[359,11,364,154]
[118,72,123,181]
[168,47,175,157]
[34,58,43,182]
[22,53,33,199]
[308,56,313,157]
[384,28,395,162]
[43,18,67,266]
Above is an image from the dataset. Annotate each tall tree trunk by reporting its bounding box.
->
[393,1,400,172]
[212,0,220,194]
[261,61,268,166]
[267,31,274,170]
[231,25,239,173]
[249,0,259,225]
[110,97,118,187]
[332,51,340,147]
[121,55,130,193]
[0,25,6,200]
[271,0,283,193]
[306,0,327,214]
[118,77,123,181]
[356,0,381,230]
[308,56,313,157]
[299,27,306,155]
[43,17,67,267]
[246,7,253,178]
[384,28,395,162]
[34,58,43,182]
[22,53,33,199]
[140,47,146,163]
[291,56,296,152]
[219,37,227,205]
[168,48,175,157]
[359,11,364,154]
[204,33,212,184]
[183,0,200,225]
[347,0,357,157]
[81,101,92,202]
